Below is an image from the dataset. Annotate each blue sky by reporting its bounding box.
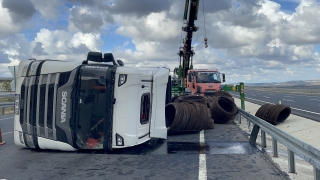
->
[272,0,299,13]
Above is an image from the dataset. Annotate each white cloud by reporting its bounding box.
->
[258,0,288,22]
[115,11,181,43]
[0,1,20,37]
[33,28,103,60]
[284,68,294,75]
[30,0,63,20]
[68,5,105,33]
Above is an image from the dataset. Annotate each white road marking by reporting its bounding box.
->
[295,94,320,98]
[290,107,320,115]
[263,96,270,98]
[2,132,13,135]
[199,130,207,180]
[245,97,320,115]
[282,99,294,102]
[252,94,256,96]
[284,96,294,98]
[310,99,320,101]
[0,117,14,121]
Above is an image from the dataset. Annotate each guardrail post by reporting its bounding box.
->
[239,82,245,110]
[261,130,266,148]
[249,124,260,146]
[238,114,241,124]
[247,120,251,131]
[288,149,296,173]
[314,166,320,180]
[272,138,278,157]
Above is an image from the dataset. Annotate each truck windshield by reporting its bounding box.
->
[75,66,108,149]
[196,72,221,83]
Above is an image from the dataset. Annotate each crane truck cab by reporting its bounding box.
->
[12,52,170,151]
[185,69,225,96]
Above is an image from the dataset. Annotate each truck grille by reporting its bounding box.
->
[39,85,46,127]
[47,83,55,129]
[204,90,216,96]
[20,72,70,140]
[20,84,26,124]
[29,84,37,126]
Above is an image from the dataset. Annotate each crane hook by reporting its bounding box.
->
[204,38,208,48]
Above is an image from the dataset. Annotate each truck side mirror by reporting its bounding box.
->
[222,74,225,82]
[117,60,124,66]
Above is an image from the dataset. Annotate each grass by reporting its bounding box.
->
[0,96,14,103]
[1,107,14,115]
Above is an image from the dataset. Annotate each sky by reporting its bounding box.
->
[0,0,320,83]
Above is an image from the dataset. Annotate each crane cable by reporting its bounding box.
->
[202,0,208,48]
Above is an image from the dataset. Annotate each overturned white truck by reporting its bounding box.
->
[12,52,171,151]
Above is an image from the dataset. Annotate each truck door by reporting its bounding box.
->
[192,73,196,94]
[187,72,193,90]
[149,68,168,139]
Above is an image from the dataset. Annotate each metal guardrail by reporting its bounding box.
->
[238,108,320,180]
[0,102,14,115]
[0,93,15,98]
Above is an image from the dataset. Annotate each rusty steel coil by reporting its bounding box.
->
[255,104,291,125]
[165,93,238,134]
[269,105,291,125]
[255,104,274,121]
[165,101,213,135]
[173,95,209,107]
[208,96,238,124]
[212,91,233,98]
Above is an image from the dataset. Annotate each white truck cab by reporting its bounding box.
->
[12,52,170,151]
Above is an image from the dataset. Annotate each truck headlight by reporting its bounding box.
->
[116,133,124,146]
[118,74,127,87]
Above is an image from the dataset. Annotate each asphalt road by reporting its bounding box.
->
[230,90,320,122]
[0,114,288,180]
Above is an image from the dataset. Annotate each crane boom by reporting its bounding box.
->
[173,0,200,95]
[180,0,199,79]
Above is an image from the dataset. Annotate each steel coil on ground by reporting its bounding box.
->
[173,95,209,107]
[207,96,238,124]
[165,101,213,135]
[165,93,239,135]
[255,104,291,125]
[212,91,233,98]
